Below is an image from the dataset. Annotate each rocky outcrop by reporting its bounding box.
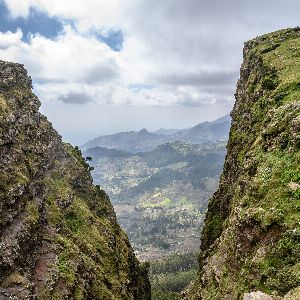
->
[243,291,274,300]
[184,28,300,299]
[0,61,151,299]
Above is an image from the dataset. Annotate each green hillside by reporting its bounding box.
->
[185,27,300,300]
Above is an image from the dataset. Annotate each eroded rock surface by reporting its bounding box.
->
[0,61,151,299]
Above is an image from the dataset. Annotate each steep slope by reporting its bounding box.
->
[184,28,300,299]
[0,61,150,299]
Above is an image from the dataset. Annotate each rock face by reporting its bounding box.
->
[0,61,151,299]
[184,28,300,299]
[243,291,274,300]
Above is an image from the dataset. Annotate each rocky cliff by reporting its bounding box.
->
[0,61,151,299]
[184,28,300,299]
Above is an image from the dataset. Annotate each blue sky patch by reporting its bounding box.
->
[0,2,63,42]
[0,1,124,51]
[129,83,155,91]
[94,30,124,51]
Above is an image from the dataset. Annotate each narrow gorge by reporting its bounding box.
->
[0,26,299,300]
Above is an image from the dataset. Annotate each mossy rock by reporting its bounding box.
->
[185,27,300,299]
[0,60,151,299]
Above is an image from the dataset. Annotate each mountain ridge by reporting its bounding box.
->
[82,115,231,153]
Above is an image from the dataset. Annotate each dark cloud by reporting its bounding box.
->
[83,62,119,84]
[125,0,300,109]
[132,0,300,72]
[58,92,94,104]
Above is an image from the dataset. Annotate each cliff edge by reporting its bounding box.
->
[0,61,151,299]
[184,28,300,299]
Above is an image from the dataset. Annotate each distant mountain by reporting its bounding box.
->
[82,115,231,152]
[84,146,132,159]
[82,128,167,152]
[154,128,181,135]
[172,114,231,143]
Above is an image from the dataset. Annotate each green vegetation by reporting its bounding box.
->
[57,247,77,285]
[140,197,173,208]
[86,141,225,261]
[140,196,193,209]
[187,28,300,299]
[0,94,7,113]
[0,61,150,299]
[150,253,198,299]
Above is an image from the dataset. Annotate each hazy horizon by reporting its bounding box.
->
[0,0,299,144]
[41,101,231,145]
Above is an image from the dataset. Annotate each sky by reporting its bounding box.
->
[0,1,299,144]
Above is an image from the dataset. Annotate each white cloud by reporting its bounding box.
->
[0,25,123,104]
[0,29,23,49]
[0,25,120,80]
[1,0,300,142]
[4,0,127,30]
[0,21,228,107]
